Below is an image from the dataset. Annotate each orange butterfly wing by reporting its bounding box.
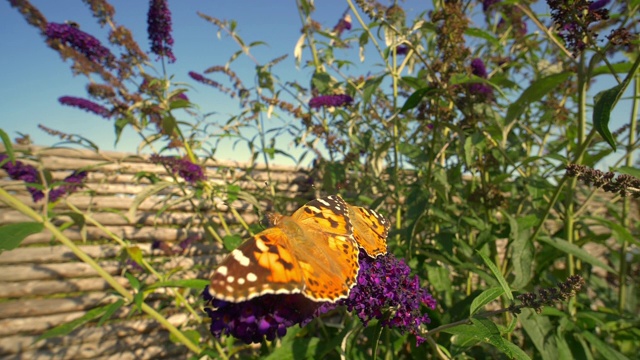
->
[208,195,359,303]
[287,195,359,301]
[348,204,390,258]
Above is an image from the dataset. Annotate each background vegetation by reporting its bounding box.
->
[1,0,639,358]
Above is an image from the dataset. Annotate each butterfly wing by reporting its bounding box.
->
[208,226,305,302]
[348,204,390,258]
[287,195,360,301]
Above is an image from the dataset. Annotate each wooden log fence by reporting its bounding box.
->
[0,145,313,359]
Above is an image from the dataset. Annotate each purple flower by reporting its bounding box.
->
[481,0,501,12]
[147,0,176,63]
[395,45,409,56]
[188,71,221,88]
[548,0,610,55]
[333,11,352,36]
[309,94,353,109]
[589,0,610,10]
[49,171,87,202]
[149,154,206,184]
[1,154,43,202]
[203,253,436,345]
[332,253,436,346]
[203,291,325,344]
[59,96,111,119]
[471,58,488,78]
[45,22,114,65]
[469,59,493,100]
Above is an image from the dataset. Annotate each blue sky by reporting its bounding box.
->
[2,1,437,166]
[0,1,635,168]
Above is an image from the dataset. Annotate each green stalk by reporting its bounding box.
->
[619,76,639,312]
[0,188,202,354]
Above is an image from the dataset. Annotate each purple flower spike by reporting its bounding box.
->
[49,170,87,201]
[45,22,114,65]
[471,58,488,78]
[149,154,206,184]
[334,253,436,346]
[203,253,436,346]
[147,0,176,63]
[1,154,44,202]
[309,94,353,109]
[59,96,111,119]
[203,289,326,344]
[333,11,352,36]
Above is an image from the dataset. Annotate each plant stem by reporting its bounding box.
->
[0,188,202,354]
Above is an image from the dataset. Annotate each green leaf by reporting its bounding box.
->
[616,165,640,178]
[147,279,209,291]
[472,318,514,358]
[504,212,536,289]
[0,222,44,251]
[98,299,125,326]
[128,181,174,221]
[470,287,504,316]
[587,216,640,247]
[362,76,384,104]
[0,128,15,162]
[464,27,499,46]
[126,246,144,267]
[37,305,111,341]
[477,250,514,301]
[124,271,141,291]
[593,83,623,151]
[581,331,630,360]
[593,55,640,151]
[538,236,616,273]
[400,87,434,113]
[265,326,320,360]
[222,234,243,251]
[506,73,572,124]
[519,309,558,360]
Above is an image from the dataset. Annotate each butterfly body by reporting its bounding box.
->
[209,195,360,303]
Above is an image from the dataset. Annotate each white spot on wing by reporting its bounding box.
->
[255,238,268,252]
[316,198,330,206]
[226,276,235,283]
[246,273,258,282]
[231,249,251,267]
[216,265,228,276]
[237,278,245,285]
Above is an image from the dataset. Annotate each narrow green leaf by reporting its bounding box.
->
[581,331,630,360]
[362,76,384,104]
[98,299,125,326]
[477,250,514,301]
[538,236,616,273]
[616,165,640,178]
[593,84,623,151]
[0,129,15,161]
[124,271,141,291]
[506,73,572,124]
[519,309,558,360]
[128,181,174,221]
[471,318,513,358]
[0,222,44,251]
[37,305,110,341]
[593,55,640,151]
[400,87,433,113]
[470,287,504,316]
[588,216,640,247]
[147,279,209,291]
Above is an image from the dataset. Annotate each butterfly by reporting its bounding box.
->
[347,203,390,258]
[208,195,360,303]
